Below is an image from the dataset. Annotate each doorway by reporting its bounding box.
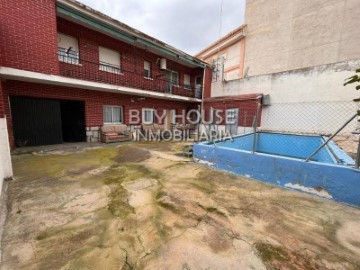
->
[194,76,202,98]
[10,96,86,147]
[60,100,86,143]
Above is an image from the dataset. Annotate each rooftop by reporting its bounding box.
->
[57,0,207,68]
[195,24,246,59]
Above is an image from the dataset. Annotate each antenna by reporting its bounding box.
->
[218,0,224,39]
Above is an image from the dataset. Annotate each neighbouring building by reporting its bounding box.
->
[0,0,212,192]
[197,0,360,141]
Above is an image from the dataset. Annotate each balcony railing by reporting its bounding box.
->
[58,53,202,99]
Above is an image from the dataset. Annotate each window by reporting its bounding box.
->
[142,108,154,124]
[99,47,121,74]
[184,74,191,90]
[195,76,202,86]
[165,70,179,92]
[58,33,79,65]
[171,71,179,86]
[103,106,123,124]
[144,61,151,78]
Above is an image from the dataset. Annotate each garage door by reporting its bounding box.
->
[10,97,86,147]
[10,97,63,146]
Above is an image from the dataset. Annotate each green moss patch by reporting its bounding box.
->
[113,146,151,163]
[254,242,289,262]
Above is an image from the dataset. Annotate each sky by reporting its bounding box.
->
[80,0,246,55]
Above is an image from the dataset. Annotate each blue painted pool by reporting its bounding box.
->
[194,132,360,207]
[215,132,354,165]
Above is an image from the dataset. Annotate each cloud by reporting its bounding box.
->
[79,0,246,55]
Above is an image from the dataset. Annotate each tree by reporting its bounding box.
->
[344,69,360,117]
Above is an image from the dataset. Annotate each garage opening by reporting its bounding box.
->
[60,100,86,143]
[10,97,86,147]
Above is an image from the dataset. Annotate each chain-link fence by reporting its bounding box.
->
[259,101,359,163]
[200,101,360,167]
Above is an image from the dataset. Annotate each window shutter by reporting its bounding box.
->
[58,33,79,52]
[99,47,120,68]
[184,74,191,89]
[184,74,190,85]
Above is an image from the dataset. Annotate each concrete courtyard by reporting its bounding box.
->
[1,142,360,270]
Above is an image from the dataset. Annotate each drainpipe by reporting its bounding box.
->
[200,65,207,137]
[355,132,360,169]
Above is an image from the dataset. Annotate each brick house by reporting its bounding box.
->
[0,0,211,148]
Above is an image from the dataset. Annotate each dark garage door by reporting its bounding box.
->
[10,97,86,147]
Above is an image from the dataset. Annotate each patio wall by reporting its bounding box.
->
[0,118,12,195]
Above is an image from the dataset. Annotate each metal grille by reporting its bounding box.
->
[57,51,202,99]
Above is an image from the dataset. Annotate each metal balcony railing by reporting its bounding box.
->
[58,51,202,99]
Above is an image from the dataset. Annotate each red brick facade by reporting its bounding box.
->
[56,17,204,98]
[0,0,59,75]
[2,81,198,147]
[0,1,209,148]
[203,96,262,126]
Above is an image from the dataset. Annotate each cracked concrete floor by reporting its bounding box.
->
[1,142,360,270]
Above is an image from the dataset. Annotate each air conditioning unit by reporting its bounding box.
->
[262,94,270,106]
[160,58,167,70]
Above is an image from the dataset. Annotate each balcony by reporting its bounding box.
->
[58,53,202,99]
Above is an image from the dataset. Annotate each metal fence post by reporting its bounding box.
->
[305,113,357,162]
[355,133,360,169]
[252,103,261,153]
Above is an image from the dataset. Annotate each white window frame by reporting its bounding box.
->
[103,105,123,124]
[99,47,122,74]
[167,70,179,87]
[57,33,80,65]
[144,61,152,79]
[184,74,191,90]
[142,108,155,124]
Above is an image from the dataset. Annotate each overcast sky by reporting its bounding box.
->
[80,0,246,55]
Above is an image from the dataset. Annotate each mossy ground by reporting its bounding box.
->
[2,142,360,270]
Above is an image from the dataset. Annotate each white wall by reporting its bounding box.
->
[214,59,360,102]
[211,59,360,135]
[0,118,12,195]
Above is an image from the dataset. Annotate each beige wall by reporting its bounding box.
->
[244,0,360,77]
[202,38,246,81]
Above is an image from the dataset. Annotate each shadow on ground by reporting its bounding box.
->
[1,141,360,270]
